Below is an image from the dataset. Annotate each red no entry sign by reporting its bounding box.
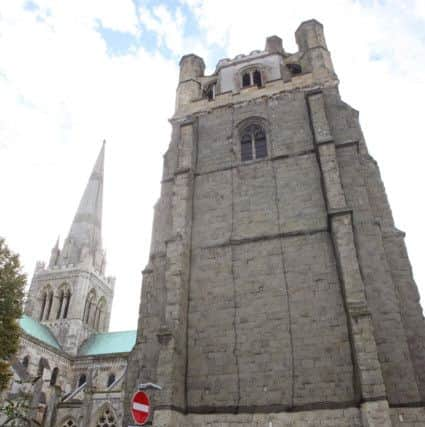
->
[131,391,150,425]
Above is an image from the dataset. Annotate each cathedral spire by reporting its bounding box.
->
[59,142,106,271]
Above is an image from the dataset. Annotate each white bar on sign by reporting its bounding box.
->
[133,402,149,413]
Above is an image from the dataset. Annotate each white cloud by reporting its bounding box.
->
[139,4,186,55]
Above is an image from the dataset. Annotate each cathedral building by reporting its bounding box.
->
[5,143,136,427]
[123,20,425,427]
[4,19,425,427]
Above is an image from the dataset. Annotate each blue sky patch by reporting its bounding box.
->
[97,24,139,56]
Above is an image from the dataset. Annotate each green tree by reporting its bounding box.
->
[0,238,26,391]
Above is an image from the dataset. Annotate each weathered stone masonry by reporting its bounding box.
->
[124,20,425,426]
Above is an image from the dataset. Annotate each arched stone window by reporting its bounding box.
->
[95,406,116,427]
[107,373,116,388]
[63,290,71,318]
[95,297,106,330]
[241,68,262,88]
[83,290,96,324]
[22,355,30,368]
[39,286,53,321]
[56,290,65,319]
[50,367,59,386]
[45,290,53,320]
[62,418,77,427]
[39,292,47,321]
[78,373,87,387]
[56,284,72,319]
[240,123,268,161]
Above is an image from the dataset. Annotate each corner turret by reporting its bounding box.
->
[265,35,284,54]
[175,54,205,111]
[295,19,335,80]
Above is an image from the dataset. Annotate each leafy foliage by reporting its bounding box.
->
[0,378,41,426]
[0,238,26,391]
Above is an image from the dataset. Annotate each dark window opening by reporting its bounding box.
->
[107,373,116,387]
[40,293,47,321]
[63,292,71,319]
[37,357,49,380]
[78,374,87,387]
[241,134,253,161]
[205,83,216,101]
[242,72,251,88]
[37,361,44,378]
[242,69,262,88]
[22,356,29,368]
[253,70,262,87]
[50,367,59,386]
[56,291,64,319]
[286,63,302,74]
[240,124,268,162]
[46,292,53,320]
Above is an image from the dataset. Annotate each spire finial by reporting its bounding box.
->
[58,143,105,269]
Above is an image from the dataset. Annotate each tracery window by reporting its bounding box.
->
[240,124,268,161]
[56,284,72,320]
[62,418,77,427]
[96,406,116,427]
[242,69,262,88]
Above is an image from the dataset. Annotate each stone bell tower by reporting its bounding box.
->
[124,20,425,426]
[25,142,115,355]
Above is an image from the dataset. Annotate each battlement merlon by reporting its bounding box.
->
[174,19,336,113]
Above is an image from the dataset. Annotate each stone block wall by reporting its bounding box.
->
[124,22,425,426]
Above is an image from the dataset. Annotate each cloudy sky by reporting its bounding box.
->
[1,0,424,332]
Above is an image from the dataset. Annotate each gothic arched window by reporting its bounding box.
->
[45,291,53,320]
[83,290,96,324]
[56,290,64,319]
[63,290,71,319]
[95,297,106,331]
[50,367,59,386]
[96,406,116,427]
[240,123,268,161]
[241,68,262,88]
[107,373,116,388]
[39,292,47,321]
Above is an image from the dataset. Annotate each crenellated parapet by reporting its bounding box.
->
[174,19,336,116]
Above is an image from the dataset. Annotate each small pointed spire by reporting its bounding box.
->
[54,235,60,249]
[59,142,106,269]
